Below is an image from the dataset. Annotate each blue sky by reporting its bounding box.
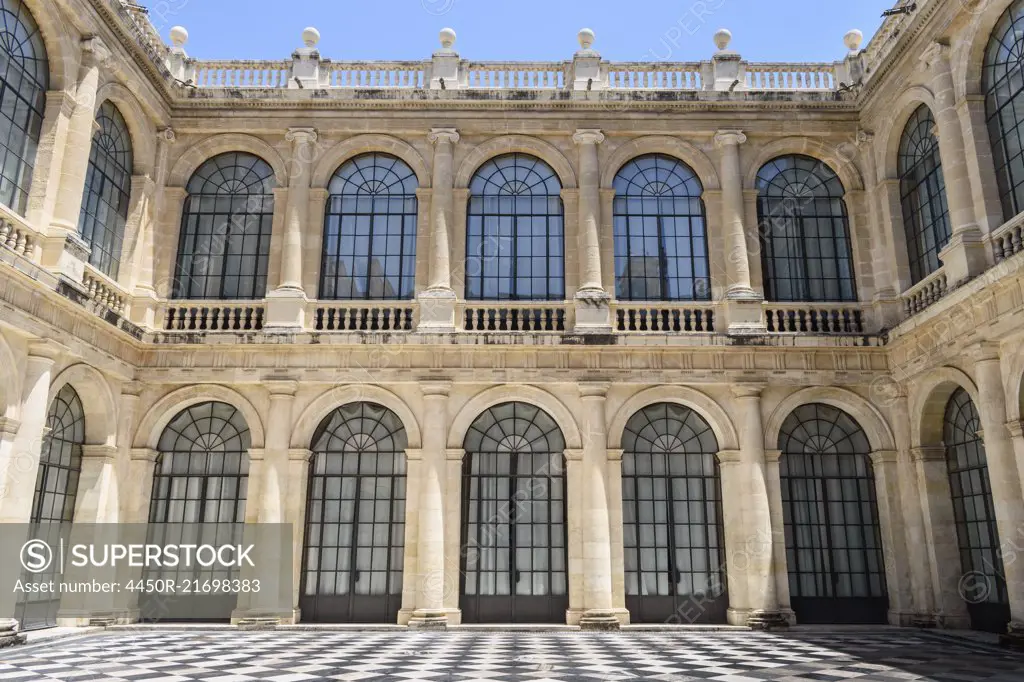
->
[148,0,894,63]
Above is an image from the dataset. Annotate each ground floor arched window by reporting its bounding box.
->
[460,402,568,623]
[621,402,726,623]
[778,403,888,624]
[300,402,407,623]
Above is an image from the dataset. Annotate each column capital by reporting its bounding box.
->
[1007,420,1024,439]
[731,383,765,399]
[405,448,423,461]
[764,449,783,463]
[573,129,605,146]
[81,444,118,461]
[607,448,624,461]
[265,379,299,397]
[446,448,466,461]
[285,127,318,145]
[716,449,743,465]
[564,448,584,461]
[920,40,952,71]
[428,128,460,145]
[0,417,21,439]
[80,35,111,67]
[714,130,747,148]
[27,338,66,363]
[967,342,1001,364]
[578,381,610,399]
[910,446,945,462]
[869,449,899,466]
[129,448,159,463]
[247,448,266,462]
[421,381,452,397]
[288,448,313,462]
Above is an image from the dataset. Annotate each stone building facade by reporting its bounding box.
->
[2,0,1024,643]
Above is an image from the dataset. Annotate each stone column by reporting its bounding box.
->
[131,128,175,328]
[419,129,460,332]
[971,347,1024,645]
[731,384,787,628]
[42,38,110,280]
[0,341,63,523]
[577,382,620,629]
[266,128,317,331]
[922,42,986,285]
[910,445,968,626]
[715,131,764,334]
[716,449,753,624]
[763,449,793,621]
[869,449,913,624]
[410,382,450,627]
[1006,420,1024,505]
[573,130,611,333]
[607,448,627,617]
[286,448,311,621]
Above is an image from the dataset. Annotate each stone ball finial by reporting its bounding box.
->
[439,27,457,50]
[302,26,320,48]
[714,28,732,51]
[169,26,188,48]
[844,29,864,52]
[578,28,596,51]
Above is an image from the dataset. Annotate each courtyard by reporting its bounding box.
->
[0,629,1021,681]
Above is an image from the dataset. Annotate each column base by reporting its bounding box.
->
[0,619,24,648]
[1000,621,1024,650]
[264,288,307,331]
[55,609,140,627]
[230,608,299,627]
[910,612,940,629]
[573,288,612,334]
[417,288,458,333]
[938,227,987,288]
[408,609,448,629]
[578,610,622,631]
[746,609,790,630]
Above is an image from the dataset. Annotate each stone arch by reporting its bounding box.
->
[48,364,117,447]
[93,82,158,177]
[910,366,982,448]
[957,0,1019,99]
[876,87,940,181]
[765,387,896,452]
[607,386,739,451]
[0,332,20,420]
[448,385,583,450]
[745,137,865,192]
[311,134,430,189]
[133,385,265,450]
[20,0,74,91]
[455,135,577,189]
[167,133,289,188]
[601,136,720,190]
[290,385,422,450]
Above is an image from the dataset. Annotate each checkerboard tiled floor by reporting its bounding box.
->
[1,629,1021,681]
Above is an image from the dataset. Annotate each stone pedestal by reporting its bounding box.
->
[0,620,24,649]
[573,289,612,334]
[264,288,307,331]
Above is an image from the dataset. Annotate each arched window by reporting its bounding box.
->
[320,153,418,300]
[621,403,726,624]
[31,385,84,524]
[778,403,888,624]
[943,388,1010,632]
[899,105,951,284]
[301,402,408,623]
[460,402,568,623]
[613,155,710,301]
[466,153,564,301]
[143,402,250,621]
[0,0,48,214]
[757,155,857,302]
[173,152,276,300]
[78,101,134,279]
[984,0,1024,220]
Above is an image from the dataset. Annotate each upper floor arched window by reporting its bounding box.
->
[78,101,134,279]
[173,152,277,300]
[757,155,857,302]
[613,154,710,301]
[466,153,564,301]
[321,153,418,300]
[899,105,951,284]
[0,0,48,214]
[984,0,1024,220]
